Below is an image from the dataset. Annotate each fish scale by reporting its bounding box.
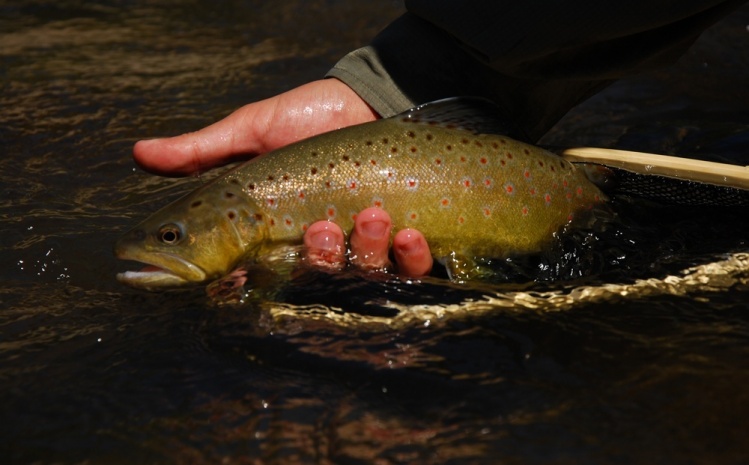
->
[115,98,607,289]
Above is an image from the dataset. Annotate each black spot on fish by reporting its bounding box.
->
[391,147,398,153]
[311,167,318,175]
[342,155,350,161]
[446,145,453,151]
[311,151,318,157]
[248,183,255,190]
[191,200,202,208]
[410,146,417,153]
[407,131,416,138]
[254,213,263,221]
[328,163,335,169]
[225,192,235,199]
[366,141,373,146]
[282,174,289,181]
[461,138,469,144]
[426,134,433,141]
[227,211,236,220]
[267,175,274,181]
[382,138,389,144]
[230,179,240,185]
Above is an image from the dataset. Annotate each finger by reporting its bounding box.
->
[132,94,279,176]
[349,207,392,271]
[393,228,433,278]
[303,221,346,270]
[133,79,378,176]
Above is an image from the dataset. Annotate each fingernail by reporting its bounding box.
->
[310,230,339,252]
[360,220,388,239]
[396,230,422,256]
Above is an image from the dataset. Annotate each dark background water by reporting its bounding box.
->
[2,1,749,464]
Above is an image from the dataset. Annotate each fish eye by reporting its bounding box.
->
[158,224,182,245]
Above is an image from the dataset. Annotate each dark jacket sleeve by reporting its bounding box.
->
[326,0,745,141]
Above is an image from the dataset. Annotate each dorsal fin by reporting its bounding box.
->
[394,97,524,139]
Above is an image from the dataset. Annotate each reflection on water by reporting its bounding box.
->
[2,1,749,464]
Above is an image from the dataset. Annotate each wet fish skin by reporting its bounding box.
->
[115,98,606,289]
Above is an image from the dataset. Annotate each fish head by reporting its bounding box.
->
[115,189,266,290]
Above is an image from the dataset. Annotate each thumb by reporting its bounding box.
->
[132,79,378,176]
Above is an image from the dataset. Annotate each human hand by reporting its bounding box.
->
[133,79,379,176]
[303,207,433,278]
[133,79,432,278]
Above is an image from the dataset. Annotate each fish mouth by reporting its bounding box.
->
[115,251,207,290]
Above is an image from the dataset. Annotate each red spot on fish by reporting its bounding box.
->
[566,192,573,200]
[563,180,569,187]
[372,197,383,208]
[348,180,358,190]
[483,207,491,217]
[483,177,493,188]
[568,213,574,221]
[529,187,537,196]
[302,223,308,231]
[325,181,332,188]
[524,170,531,179]
[267,197,276,208]
[269,218,276,227]
[462,177,472,188]
[522,206,529,216]
[370,159,377,166]
[284,216,293,227]
[458,216,466,224]
[406,178,418,190]
[327,206,336,218]
[480,157,488,165]
[298,190,306,200]
[410,212,418,220]
[504,183,515,195]
[440,198,451,208]
[434,158,442,165]
[576,186,584,197]
[544,193,552,204]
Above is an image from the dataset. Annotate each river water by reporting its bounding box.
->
[2,1,749,464]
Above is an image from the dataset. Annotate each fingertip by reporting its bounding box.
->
[132,138,193,177]
[303,221,346,269]
[393,228,433,278]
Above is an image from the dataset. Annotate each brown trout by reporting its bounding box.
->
[115,98,606,289]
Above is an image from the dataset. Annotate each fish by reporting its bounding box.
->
[115,98,607,289]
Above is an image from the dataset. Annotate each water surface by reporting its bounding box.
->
[2,1,749,464]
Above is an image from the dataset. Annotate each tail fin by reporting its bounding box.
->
[561,147,749,206]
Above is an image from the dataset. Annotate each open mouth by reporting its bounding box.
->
[115,253,207,290]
